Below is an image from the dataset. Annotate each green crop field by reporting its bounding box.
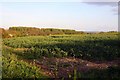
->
[2,32,120,79]
[1,2,120,79]
[3,33,119,60]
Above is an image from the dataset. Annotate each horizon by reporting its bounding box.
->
[0,2,118,32]
[1,26,118,32]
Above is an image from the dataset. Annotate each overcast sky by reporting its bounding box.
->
[0,1,118,31]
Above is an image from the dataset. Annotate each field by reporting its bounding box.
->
[2,32,120,79]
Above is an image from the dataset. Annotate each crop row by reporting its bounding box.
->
[3,34,120,61]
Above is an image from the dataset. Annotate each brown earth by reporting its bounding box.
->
[34,57,120,78]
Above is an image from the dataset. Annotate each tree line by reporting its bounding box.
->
[0,27,85,38]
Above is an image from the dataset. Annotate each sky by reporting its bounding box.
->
[0,1,119,31]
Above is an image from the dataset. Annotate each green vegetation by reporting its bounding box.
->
[68,66,120,79]
[1,27,120,79]
[3,33,119,61]
[1,27,84,38]
[2,47,48,78]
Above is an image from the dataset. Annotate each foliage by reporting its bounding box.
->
[69,66,120,79]
[2,27,85,38]
[2,48,48,78]
[3,33,120,61]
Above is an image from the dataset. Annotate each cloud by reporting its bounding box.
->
[0,0,119,2]
[84,2,118,7]
[83,2,118,15]
[111,7,118,15]
[82,0,119,2]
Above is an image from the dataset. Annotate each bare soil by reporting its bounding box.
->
[34,57,120,78]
